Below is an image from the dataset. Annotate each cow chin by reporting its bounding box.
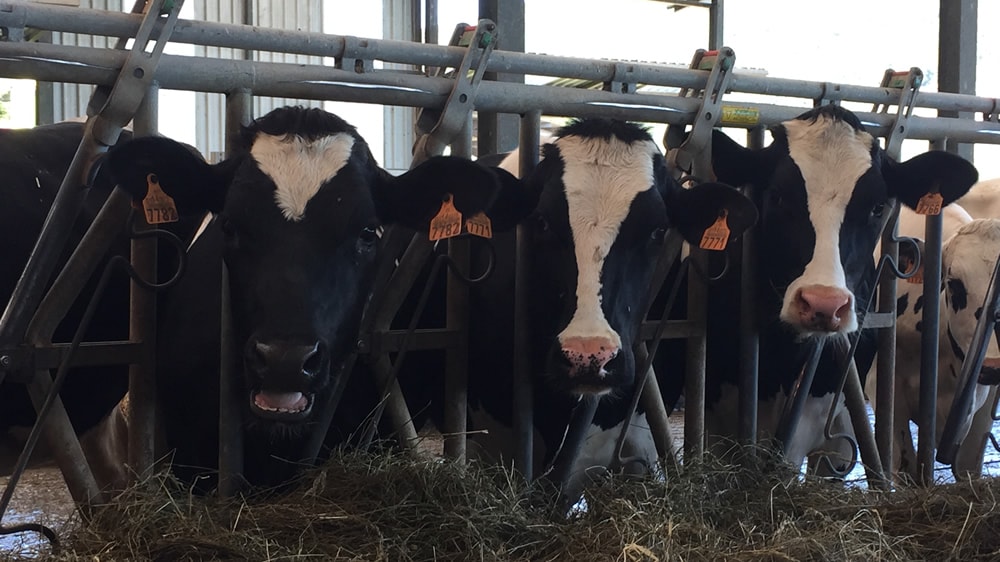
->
[544,350,633,396]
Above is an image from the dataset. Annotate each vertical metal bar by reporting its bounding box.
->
[512,110,540,479]
[875,200,900,480]
[684,250,707,460]
[775,341,823,449]
[844,358,887,489]
[442,114,473,462]
[218,263,243,497]
[738,126,762,447]
[127,83,159,479]
[917,211,943,485]
[217,91,250,497]
[708,0,724,50]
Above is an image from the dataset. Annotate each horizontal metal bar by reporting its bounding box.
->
[4,43,1000,144]
[638,320,701,340]
[32,341,143,370]
[3,1,1000,117]
[864,311,896,330]
[367,328,461,355]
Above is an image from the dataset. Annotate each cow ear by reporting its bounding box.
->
[667,182,758,247]
[710,128,778,188]
[375,155,527,232]
[107,136,234,214]
[885,150,979,210]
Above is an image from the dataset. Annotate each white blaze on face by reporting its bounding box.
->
[781,115,875,333]
[556,134,660,348]
[250,132,355,221]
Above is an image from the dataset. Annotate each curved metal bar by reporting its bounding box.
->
[357,237,496,449]
[121,215,189,292]
[0,522,59,554]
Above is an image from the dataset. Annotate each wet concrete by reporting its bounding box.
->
[0,466,75,560]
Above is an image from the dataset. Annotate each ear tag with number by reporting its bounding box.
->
[915,192,943,216]
[906,264,924,285]
[428,194,463,241]
[699,210,731,251]
[141,173,179,225]
[464,211,493,239]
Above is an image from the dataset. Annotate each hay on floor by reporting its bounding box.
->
[10,444,1000,561]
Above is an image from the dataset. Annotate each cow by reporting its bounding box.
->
[0,120,171,493]
[956,177,1000,219]
[868,202,1000,482]
[656,104,979,475]
[104,105,530,489]
[402,118,757,504]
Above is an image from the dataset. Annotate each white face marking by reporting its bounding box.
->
[250,132,355,222]
[556,135,660,347]
[781,115,875,333]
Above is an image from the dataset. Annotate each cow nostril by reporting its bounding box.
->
[834,301,852,321]
[245,341,269,373]
[302,342,325,377]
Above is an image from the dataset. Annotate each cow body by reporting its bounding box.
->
[0,122,148,491]
[870,203,1000,481]
[415,119,756,502]
[106,106,526,489]
[661,104,979,473]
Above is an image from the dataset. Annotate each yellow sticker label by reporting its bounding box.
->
[429,194,463,241]
[915,192,943,216]
[699,211,731,251]
[464,211,493,239]
[721,105,760,126]
[141,173,179,225]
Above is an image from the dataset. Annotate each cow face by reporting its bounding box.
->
[713,104,979,337]
[942,219,1000,386]
[108,106,525,434]
[522,119,756,395]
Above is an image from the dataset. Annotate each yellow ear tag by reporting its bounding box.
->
[915,192,943,216]
[464,211,493,239]
[141,173,179,225]
[428,194,463,241]
[699,210,731,251]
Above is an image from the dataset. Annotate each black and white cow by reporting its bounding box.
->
[408,118,756,501]
[0,121,165,491]
[106,106,527,488]
[869,203,1000,482]
[659,104,979,472]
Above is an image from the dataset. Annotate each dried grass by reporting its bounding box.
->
[6,443,1000,561]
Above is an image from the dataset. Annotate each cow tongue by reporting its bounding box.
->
[254,391,307,412]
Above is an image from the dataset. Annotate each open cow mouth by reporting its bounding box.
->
[250,390,315,422]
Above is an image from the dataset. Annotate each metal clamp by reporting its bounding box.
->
[605,61,637,95]
[664,46,736,181]
[0,2,27,42]
[411,19,497,166]
[815,82,844,107]
[339,35,375,74]
[874,67,923,160]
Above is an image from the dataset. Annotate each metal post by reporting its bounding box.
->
[512,110,539,479]
[875,201,901,480]
[217,263,243,497]
[738,126,762,447]
[127,83,159,480]
[684,250,707,460]
[917,211,943,485]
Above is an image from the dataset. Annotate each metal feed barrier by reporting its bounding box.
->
[2,0,1000,546]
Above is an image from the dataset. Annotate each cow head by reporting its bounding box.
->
[942,219,1000,388]
[107,106,525,433]
[712,104,979,337]
[520,119,756,395]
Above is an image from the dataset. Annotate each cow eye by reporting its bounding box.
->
[359,225,379,243]
[650,227,666,242]
[872,203,885,218]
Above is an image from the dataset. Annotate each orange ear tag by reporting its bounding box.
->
[141,173,179,225]
[906,264,924,285]
[428,194,463,241]
[464,211,493,239]
[699,210,731,251]
[915,192,943,216]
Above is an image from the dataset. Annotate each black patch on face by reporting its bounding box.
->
[896,292,909,317]
[914,295,924,315]
[948,277,968,313]
[975,306,983,321]
[915,320,922,333]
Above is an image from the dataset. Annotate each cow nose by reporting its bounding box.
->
[245,338,326,381]
[560,336,619,377]
[795,285,852,331]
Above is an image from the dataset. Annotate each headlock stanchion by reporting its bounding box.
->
[0,0,182,546]
[4,0,1000,514]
